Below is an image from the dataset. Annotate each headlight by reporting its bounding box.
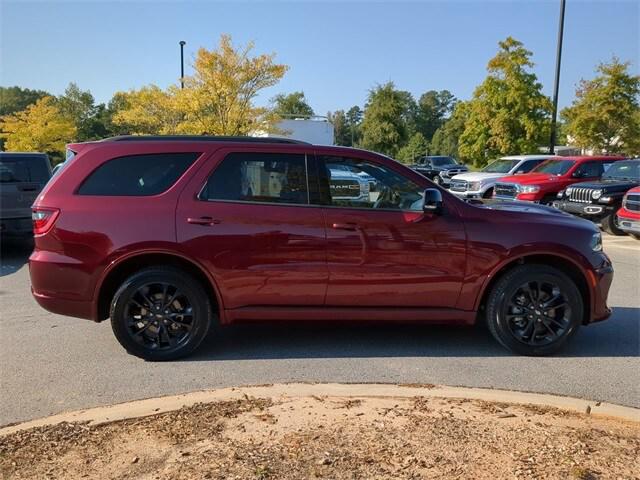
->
[591,232,603,252]
[566,187,573,195]
[557,190,565,198]
[468,181,481,191]
[520,185,540,194]
[592,189,603,200]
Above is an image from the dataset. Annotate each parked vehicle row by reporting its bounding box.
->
[432,154,639,239]
[29,136,614,360]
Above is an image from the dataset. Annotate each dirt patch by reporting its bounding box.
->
[1,394,638,480]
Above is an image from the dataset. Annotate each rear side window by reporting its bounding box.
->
[200,152,309,205]
[78,153,199,196]
[518,159,543,173]
[0,155,50,183]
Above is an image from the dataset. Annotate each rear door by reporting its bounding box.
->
[0,154,51,220]
[176,147,328,310]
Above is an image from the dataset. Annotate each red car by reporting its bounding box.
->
[494,156,625,203]
[30,136,613,360]
[617,186,640,239]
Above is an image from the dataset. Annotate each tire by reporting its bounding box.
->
[110,266,213,361]
[485,264,583,356]
[600,213,624,236]
[631,233,640,240]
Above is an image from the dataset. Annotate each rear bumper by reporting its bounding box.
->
[29,249,97,321]
[31,287,94,320]
[0,217,33,237]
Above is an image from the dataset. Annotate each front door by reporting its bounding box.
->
[317,154,467,308]
[177,147,327,310]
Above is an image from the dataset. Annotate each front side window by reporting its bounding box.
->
[573,161,604,178]
[78,152,199,196]
[320,156,424,211]
[201,152,309,205]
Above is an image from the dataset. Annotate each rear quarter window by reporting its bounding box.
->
[77,152,199,196]
[0,155,50,183]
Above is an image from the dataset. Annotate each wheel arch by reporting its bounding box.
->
[476,253,591,325]
[94,251,223,322]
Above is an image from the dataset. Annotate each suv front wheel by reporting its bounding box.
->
[485,265,583,356]
[110,266,213,361]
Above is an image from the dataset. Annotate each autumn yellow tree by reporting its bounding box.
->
[113,35,288,135]
[0,96,77,161]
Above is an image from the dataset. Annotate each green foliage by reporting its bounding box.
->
[561,58,640,155]
[0,96,77,162]
[114,34,288,135]
[58,82,106,141]
[0,86,50,116]
[458,37,552,167]
[430,101,470,158]
[329,105,363,146]
[415,90,457,141]
[271,91,314,117]
[396,132,429,163]
[360,82,415,157]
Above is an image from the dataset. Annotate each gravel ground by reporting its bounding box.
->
[1,394,639,480]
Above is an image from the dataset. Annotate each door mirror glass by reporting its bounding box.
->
[423,188,443,214]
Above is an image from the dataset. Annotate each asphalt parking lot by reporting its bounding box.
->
[0,235,638,426]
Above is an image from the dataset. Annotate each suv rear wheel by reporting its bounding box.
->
[485,265,582,356]
[110,266,213,361]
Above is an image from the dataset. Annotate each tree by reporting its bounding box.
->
[58,83,103,141]
[113,34,288,135]
[360,82,414,157]
[430,101,470,158]
[272,91,314,117]
[396,132,428,163]
[0,86,50,116]
[328,110,349,146]
[458,37,552,166]
[415,90,457,141]
[561,58,640,155]
[0,96,77,162]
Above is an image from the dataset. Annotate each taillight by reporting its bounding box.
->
[32,208,60,235]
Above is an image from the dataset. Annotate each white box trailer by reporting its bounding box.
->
[254,116,334,145]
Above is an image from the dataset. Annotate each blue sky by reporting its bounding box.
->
[1,1,638,114]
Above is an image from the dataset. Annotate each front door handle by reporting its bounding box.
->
[332,222,358,231]
[187,216,220,226]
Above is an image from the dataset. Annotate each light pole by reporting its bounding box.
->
[549,0,566,154]
[179,41,186,89]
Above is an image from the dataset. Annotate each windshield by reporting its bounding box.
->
[483,159,519,173]
[532,159,575,175]
[602,161,640,180]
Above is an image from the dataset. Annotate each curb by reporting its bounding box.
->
[2,383,639,436]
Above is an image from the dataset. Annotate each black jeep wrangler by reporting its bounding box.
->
[554,159,640,235]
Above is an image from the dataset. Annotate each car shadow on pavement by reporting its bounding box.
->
[188,306,639,361]
[0,240,32,277]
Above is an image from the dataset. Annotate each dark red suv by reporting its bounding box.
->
[30,136,614,360]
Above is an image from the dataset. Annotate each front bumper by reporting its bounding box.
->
[616,216,640,234]
[451,190,483,199]
[553,200,614,218]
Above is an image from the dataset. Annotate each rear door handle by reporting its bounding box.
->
[332,222,358,231]
[187,216,220,226]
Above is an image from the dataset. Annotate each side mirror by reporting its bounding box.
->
[423,188,443,215]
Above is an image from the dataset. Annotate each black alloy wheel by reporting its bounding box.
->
[110,266,212,361]
[485,264,583,356]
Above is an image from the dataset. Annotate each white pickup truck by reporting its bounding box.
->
[448,155,557,199]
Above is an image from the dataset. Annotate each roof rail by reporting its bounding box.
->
[100,135,310,145]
